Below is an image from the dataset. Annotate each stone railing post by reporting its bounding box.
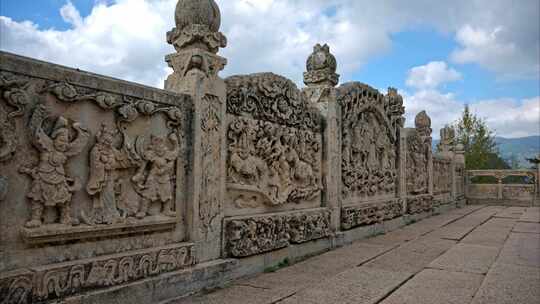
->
[496,172,504,200]
[164,0,228,262]
[399,128,408,210]
[302,43,341,233]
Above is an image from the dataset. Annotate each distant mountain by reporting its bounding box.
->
[432,136,539,168]
[495,136,539,168]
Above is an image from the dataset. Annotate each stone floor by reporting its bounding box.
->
[171,205,540,304]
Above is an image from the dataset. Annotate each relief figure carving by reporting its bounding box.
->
[339,84,403,199]
[20,106,90,228]
[132,133,179,219]
[227,116,322,206]
[84,124,138,225]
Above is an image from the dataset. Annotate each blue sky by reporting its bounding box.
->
[1,0,539,138]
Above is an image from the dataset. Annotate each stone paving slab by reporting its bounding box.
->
[364,237,456,273]
[379,269,484,304]
[460,226,513,248]
[428,207,503,240]
[470,262,540,304]
[175,242,393,304]
[493,207,526,219]
[447,205,485,215]
[512,222,540,234]
[276,267,413,304]
[173,205,540,304]
[519,207,540,223]
[428,243,500,274]
[479,217,517,230]
[497,232,540,268]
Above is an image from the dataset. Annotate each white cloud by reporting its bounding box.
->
[403,88,540,139]
[451,25,539,79]
[402,89,463,138]
[1,0,538,87]
[406,61,462,89]
[470,97,540,138]
[60,1,83,28]
[0,0,538,139]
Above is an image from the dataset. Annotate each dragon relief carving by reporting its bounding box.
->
[339,84,404,199]
[225,210,330,257]
[227,116,322,207]
[407,195,434,214]
[20,105,90,228]
[341,200,403,230]
[225,73,322,132]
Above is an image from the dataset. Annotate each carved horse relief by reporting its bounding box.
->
[225,73,323,209]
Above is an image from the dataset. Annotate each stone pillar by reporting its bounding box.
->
[496,173,504,200]
[302,44,341,233]
[164,0,228,262]
[399,128,408,211]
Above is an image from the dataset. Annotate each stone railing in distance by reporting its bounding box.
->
[466,169,539,206]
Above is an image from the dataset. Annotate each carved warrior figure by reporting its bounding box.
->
[85,124,135,224]
[132,134,179,218]
[340,84,403,198]
[20,107,90,228]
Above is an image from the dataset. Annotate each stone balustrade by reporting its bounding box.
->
[466,169,539,206]
[0,1,474,303]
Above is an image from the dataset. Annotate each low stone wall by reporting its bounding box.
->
[0,1,470,302]
[466,170,539,206]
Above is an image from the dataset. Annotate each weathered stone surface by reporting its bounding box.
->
[364,237,456,273]
[278,267,412,304]
[493,207,526,219]
[428,243,499,274]
[519,207,540,223]
[497,232,540,268]
[379,269,484,304]
[224,209,331,257]
[513,222,540,234]
[3,0,532,303]
[471,262,540,304]
[461,226,513,248]
[428,207,503,240]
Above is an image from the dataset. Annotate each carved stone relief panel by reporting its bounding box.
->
[406,195,434,214]
[0,243,195,303]
[0,73,191,245]
[199,94,224,240]
[0,72,31,202]
[225,209,330,257]
[225,72,322,132]
[226,115,322,209]
[341,200,403,230]
[433,159,451,195]
[406,132,430,195]
[338,84,404,201]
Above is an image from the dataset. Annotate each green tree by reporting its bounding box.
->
[454,105,509,170]
[526,154,540,169]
